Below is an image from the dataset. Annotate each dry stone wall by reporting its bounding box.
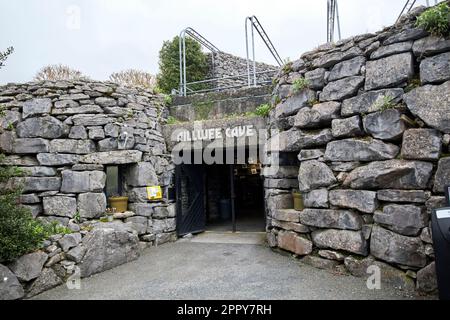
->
[206,52,277,89]
[264,5,450,295]
[0,80,175,299]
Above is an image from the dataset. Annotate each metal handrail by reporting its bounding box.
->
[174,69,278,96]
[179,27,220,97]
[396,0,440,24]
[327,0,341,43]
[245,16,283,87]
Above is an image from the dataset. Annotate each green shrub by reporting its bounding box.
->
[254,104,273,117]
[292,77,310,93]
[166,116,179,125]
[157,36,209,94]
[377,95,397,111]
[416,2,450,37]
[0,155,52,262]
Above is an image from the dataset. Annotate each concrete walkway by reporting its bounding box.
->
[34,232,424,300]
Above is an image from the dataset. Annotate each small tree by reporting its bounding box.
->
[110,69,157,91]
[0,153,52,262]
[0,47,14,69]
[34,64,90,81]
[157,36,209,94]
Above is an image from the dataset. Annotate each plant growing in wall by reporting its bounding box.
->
[157,36,209,94]
[254,104,273,117]
[292,77,310,93]
[416,2,450,37]
[110,69,157,92]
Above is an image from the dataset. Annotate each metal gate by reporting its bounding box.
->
[176,165,206,236]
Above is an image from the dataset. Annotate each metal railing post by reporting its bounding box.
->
[245,17,251,87]
[251,17,257,87]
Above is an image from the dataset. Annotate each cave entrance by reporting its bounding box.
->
[175,149,265,237]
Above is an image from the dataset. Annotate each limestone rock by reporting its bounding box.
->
[370,225,426,268]
[341,88,404,116]
[412,36,450,57]
[324,138,399,162]
[318,250,345,261]
[66,245,86,263]
[319,76,365,102]
[416,262,438,294]
[374,204,428,236]
[22,98,52,119]
[49,139,96,155]
[363,109,406,141]
[37,153,79,166]
[8,251,48,282]
[298,160,336,192]
[299,209,363,230]
[304,68,326,90]
[80,150,143,165]
[72,114,112,126]
[303,189,329,208]
[301,255,340,270]
[312,229,368,255]
[25,268,63,298]
[0,110,21,130]
[298,149,324,162]
[433,157,450,194]
[365,53,414,91]
[15,177,61,192]
[12,138,49,154]
[125,162,158,187]
[331,116,364,138]
[275,89,316,118]
[16,116,66,139]
[294,102,341,128]
[0,264,24,300]
[377,190,428,204]
[128,203,154,217]
[52,103,103,116]
[370,41,413,60]
[272,209,299,223]
[43,196,77,218]
[61,170,106,193]
[77,193,107,219]
[58,233,82,252]
[79,227,140,278]
[69,126,88,140]
[420,52,450,84]
[329,190,378,213]
[153,219,176,233]
[271,220,310,233]
[267,128,333,152]
[328,56,366,82]
[125,216,149,235]
[404,81,450,133]
[384,28,428,45]
[344,160,433,190]
[312,46,363,68]
[277,231,313,256]
[266,193,294,215]
[402,129,442,161]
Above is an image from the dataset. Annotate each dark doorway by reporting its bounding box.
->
[176,160,265,236]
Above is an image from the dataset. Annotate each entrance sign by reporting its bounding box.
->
[436,208,450,219]
[176,125,255,142]
[147,186,162,201]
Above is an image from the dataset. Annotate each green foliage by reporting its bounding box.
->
[157,36,209,94]
[254,104,273,117]
[163,94,173,106]
[0,155,51,262]
[405,78,421,93]
[416,2,450,37]
[282,59,293,74]
[166,116,180,125]
[377,95,397,111]
[0,47,14,70]
[292,77,310,93]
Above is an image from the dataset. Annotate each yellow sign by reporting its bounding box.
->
[146,186,163,201]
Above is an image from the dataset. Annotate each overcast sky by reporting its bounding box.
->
[0,0,438,84]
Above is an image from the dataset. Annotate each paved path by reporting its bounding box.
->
[34,233,424,300]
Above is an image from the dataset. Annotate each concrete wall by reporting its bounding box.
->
[263,4,450,295]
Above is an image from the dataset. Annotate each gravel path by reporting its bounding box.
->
[33,236,425,300]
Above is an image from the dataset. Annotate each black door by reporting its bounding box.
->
[176,165,206,236]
